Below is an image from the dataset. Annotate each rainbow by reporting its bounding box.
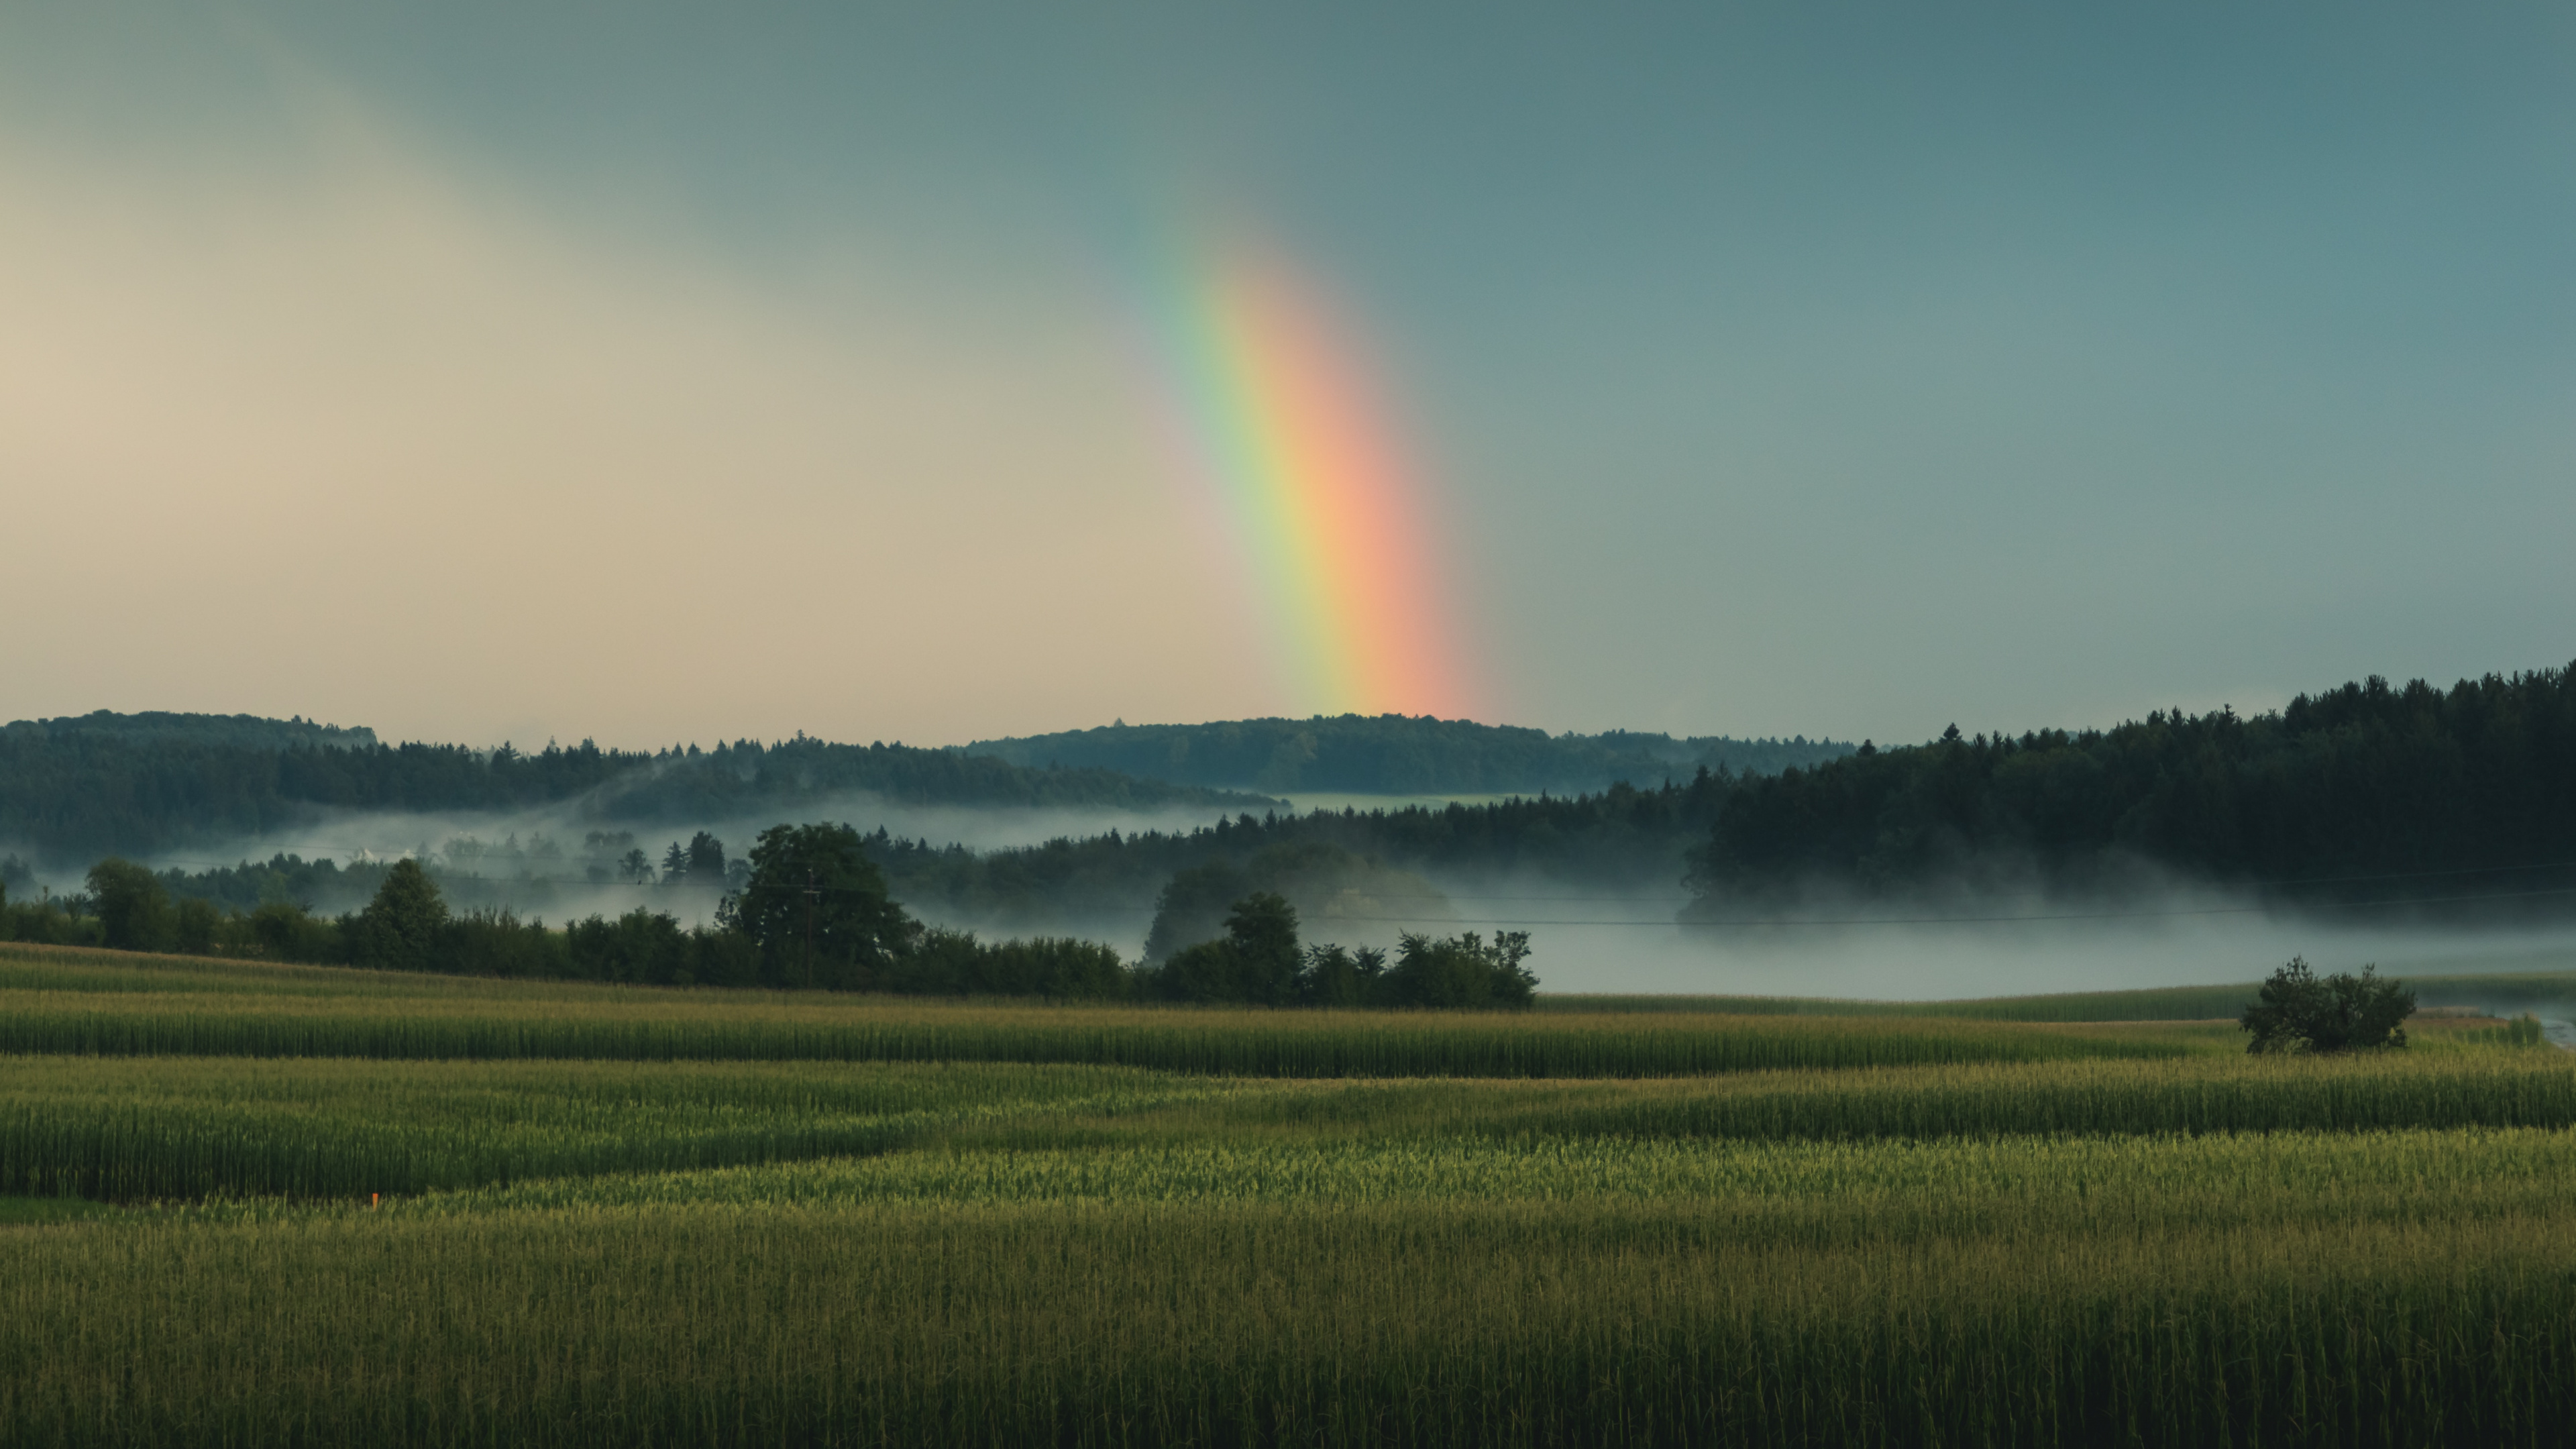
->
[1140,241,1477,718]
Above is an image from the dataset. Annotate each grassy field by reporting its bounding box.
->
[0,943,2235,1076]
[3,939,2575,1445]
[1544,966,2576,1021]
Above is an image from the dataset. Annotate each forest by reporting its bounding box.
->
[0,712,1266,865]
[712,661,2576,931]
[1685,664,2576,913]
[13,661,2575,946]
[963,713,1851,793]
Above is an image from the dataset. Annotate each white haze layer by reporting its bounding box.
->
[107,794,1272,932]
[42,795,2576,1007]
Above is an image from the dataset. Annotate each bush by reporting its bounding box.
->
[2241,957,2414,1053]
[894,928,1134,1000]
[85,858,173,953]
[1383,931,1539,1010]
[1146,895,1541,1010]
[249,901,340,963]
[1150,893,1303,1006]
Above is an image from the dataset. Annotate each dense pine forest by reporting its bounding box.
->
[1686,665,2576,911]
[0,713,1266,865]
[964,714,1851,793]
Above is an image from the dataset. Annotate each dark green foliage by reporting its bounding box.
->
[1142,860,1252,963]
[879,777,1733,936]
[1687,663,2576,907]
[248,900,339,963]
[722,822,920,989]
[172,897,219,956]
[84,858,173,953]
[684,830,725,881]
[892,928,1134,1000]
[967,712,1851,792]
[1151,893,1302,1006]
[0,714,1262,865]
[1147,894,1541,1010]
[2241,957,2415,1053]
[564,908,759,987]
[347,860,450,972]
[0,890,101,947]
[1299,944,1388,1008]
[1223,892,1303,1004]
[1383,931,1539,1010]
[154,853,392,917]
[1141,841,1450,964]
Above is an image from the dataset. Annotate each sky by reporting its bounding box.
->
[3,2,2569,753]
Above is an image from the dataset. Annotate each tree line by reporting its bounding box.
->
[16,659,2570,945]
[0,712,1269,865]
[1685,663,2576,912]
[965,712,1851,794]
[4,822,1536,1007]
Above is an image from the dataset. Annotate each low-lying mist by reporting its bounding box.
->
[1315,866,2576,1008]
[38,794,2576,1014]
[89,792,1275,932]
[1490,913,2576,1002]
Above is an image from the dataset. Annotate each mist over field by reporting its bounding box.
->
[89,791,1277,929]
[1505,910,2576,1003]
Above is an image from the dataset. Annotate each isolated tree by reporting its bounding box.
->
[720,822,916,989]
[685,831,726,881]
[85,857,174,953]
[1222,892,1303,1004]
[351,859,449,972]
[2241,956,2414,1053]
[618,848,653,885]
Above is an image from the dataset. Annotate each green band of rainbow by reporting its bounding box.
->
[1150,246,1474,718]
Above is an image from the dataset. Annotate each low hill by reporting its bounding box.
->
[963,714,1851,794]
[0,714,1270,866]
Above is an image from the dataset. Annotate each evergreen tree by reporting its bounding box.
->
[350,859,449,971]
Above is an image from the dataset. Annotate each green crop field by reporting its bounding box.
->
[4,939,2575,1446]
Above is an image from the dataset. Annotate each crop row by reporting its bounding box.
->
[0,1057,1214,1201]
[5,1049,2571,1202]
[1544,968,2576,1022]
[4,1194,2572,1446]
[0,989,2226,1075]
[439,1123,2576,1235]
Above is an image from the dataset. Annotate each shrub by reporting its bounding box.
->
[1383,931,1539,1011]
[2241,957,2413,1053]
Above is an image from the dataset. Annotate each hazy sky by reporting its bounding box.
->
[4,3,2569,752]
